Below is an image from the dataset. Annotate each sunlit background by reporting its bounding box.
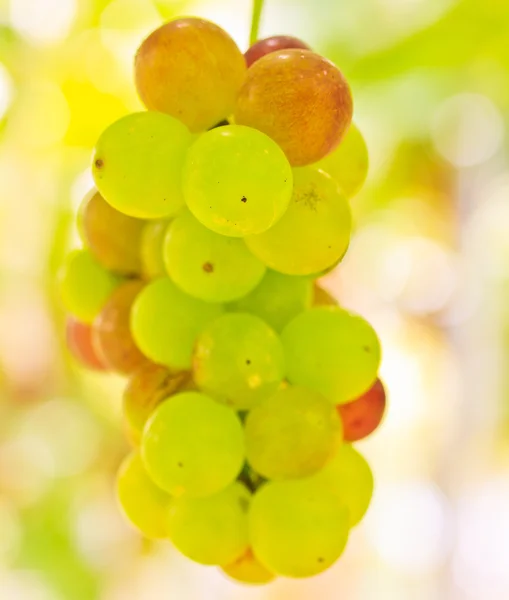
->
[0,0,508,598]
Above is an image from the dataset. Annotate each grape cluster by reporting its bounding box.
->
[59,17,385,584]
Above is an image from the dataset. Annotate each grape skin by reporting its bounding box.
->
[338,378,386,442]
[78,189,144,276]
[245,385,343,480]
[116,451,171,539]
[235,50,353,166]
[245,35,310,67]
[135,18,246,132]
[140,219,169,281]
[65,316,107,371]
[92,280,147,375]
[167,482,250,566]
[222,548,275,585]
[141,391,245,497]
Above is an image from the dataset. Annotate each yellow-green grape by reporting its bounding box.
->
[164,210,266,302]
[182,125,293,237]
[310,444,374,527]
[314,123,368,198]
[92,112,193,219]
[135,18,246,133]
[222,549,275,585]
[130,278,223,370]
[282,307,381,404]
[228,270,312,333]
[141,391,245,497]
[78,189,144,276]
[245,386,342,480]
[249,478,350,578]
[193,313,285,411]
[58,249,121,323]
[116,451,171,539]
[246,167,351,275]
[167,482,250,566]
[123,362,193,445]
[140,220,169,280]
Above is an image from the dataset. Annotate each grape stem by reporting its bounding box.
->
[249,0,265,46]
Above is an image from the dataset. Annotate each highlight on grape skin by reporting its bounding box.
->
[57,11,384,588]
[235,49,353,166]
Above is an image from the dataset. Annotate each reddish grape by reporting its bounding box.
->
[65,316,108,371]
[78,189,144,276]
[337,378,386,442]
[92,280,147,375]
[235,50,353,166]
[123,362,194,444]
[245,35,310,67]
[135,18,246,132]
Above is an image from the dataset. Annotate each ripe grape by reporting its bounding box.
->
[140,220,169,280]
[78,189,144,276]
[228,270,312,333]
[123,362,193,444]
[245,35,310,67]
[92,112,193,219]
[164,210,266,302]
[282,307,381,404]
[182,125,293,237]
[116,451,171,539]
[130,277,223,370]
[222,548,275,585]
[249,478,350,577]
[235,50,353,166]
[313,283,337,306]
[311,444,373,527]
[314,123,368,198]
[246,167,351,275]
[193,313,285,411]
[141,391,245,497]
[167,482,250,566]
[338,378,386,442]
[92,280,146,375]
[135,18,246,132]
[65,316,107,370]
[245,386,342,480]
[58,249,121,323]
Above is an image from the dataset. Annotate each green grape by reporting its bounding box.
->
[249,478,350,578]
[310,444,374,527]
[235,50,353,166]
[78,189,144,276]
[140,219,169,280]
[92,280,146,375]
[141,391,245,497]
[245,386,342,480]
[92,112,193,219]
[130,277,223,370]
[58,249,121,323]
[135,18,246,133]
[167,482,250,566]
[193,313,285,411]
[182,125,293,237]
[116,451,171,539]
[164,210,266,302]
[222,549,275,585]
[314,123,369,199]
[123,362,193,444]
[246,167,351,275]
[282,307,381,404]
[228,270,312,332]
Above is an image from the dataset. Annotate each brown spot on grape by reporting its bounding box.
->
[177,462,183,468]
[95,159,104,169]
[238,496,250,513]
[203,262,214,273]
[246,359,251,365]
[241,196,247,203]
[318,557,324,563]
[363,345,370,353]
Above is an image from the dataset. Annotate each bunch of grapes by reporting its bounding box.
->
[59,17,386,584]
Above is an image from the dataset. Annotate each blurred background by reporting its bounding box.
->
[0,0,508,598]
